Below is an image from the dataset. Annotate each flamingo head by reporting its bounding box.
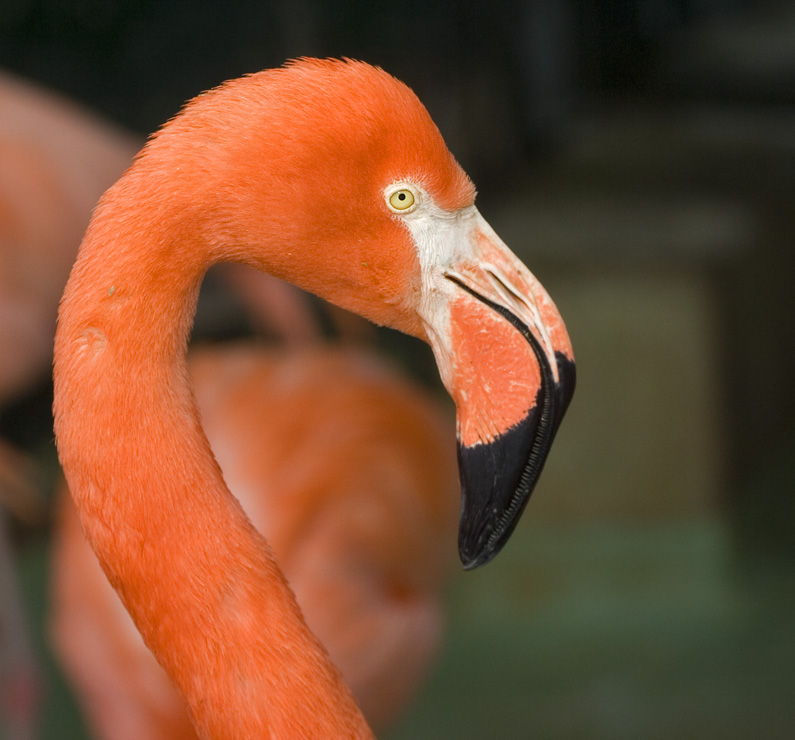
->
[151,58,575,568]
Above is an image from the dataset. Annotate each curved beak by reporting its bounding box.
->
[419,209,575,569]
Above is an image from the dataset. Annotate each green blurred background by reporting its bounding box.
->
[2,1,794,738]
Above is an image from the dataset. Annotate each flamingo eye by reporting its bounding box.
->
[387,187,417,213]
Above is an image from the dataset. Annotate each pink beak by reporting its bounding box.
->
[427,213,575,568]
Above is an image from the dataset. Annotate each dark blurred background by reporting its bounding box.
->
[1,1,794,738]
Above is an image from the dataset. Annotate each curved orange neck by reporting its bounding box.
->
[53,186,374,738]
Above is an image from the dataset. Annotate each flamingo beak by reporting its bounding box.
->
[422,210,575,569]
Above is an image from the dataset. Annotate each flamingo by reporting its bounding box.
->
[53,58,575,738]
[52,341,459,737]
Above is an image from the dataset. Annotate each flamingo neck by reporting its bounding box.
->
[53,200,373,739]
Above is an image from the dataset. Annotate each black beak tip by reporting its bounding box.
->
[456,353,576,570]
[455,411,541,570]
[459,541,501,571]
[457,489,527,570]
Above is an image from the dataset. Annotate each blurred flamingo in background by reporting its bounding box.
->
[52,59,574,738]
[0,70,138,519]
[0,69,139,740]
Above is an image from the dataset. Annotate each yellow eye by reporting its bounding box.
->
[388,188,416,212]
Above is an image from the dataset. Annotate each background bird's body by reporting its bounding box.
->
[0,70,137,406]
[0,70,137,740]
[52,343,458,738]
[0,71,137,520]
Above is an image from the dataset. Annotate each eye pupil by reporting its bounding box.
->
[398,193,406,201]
